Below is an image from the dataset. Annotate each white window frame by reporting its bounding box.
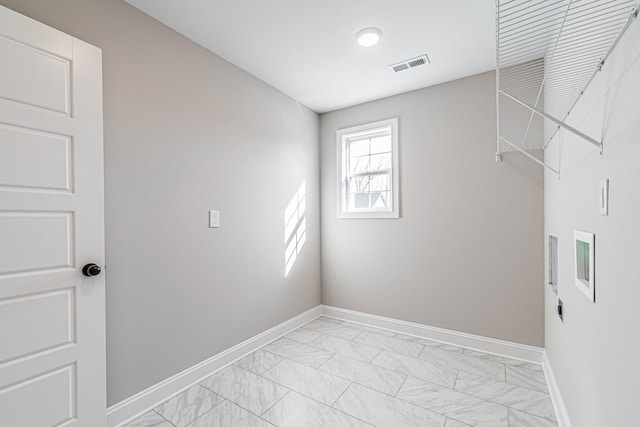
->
[336,118,399,219]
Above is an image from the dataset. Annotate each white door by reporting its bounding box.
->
[0,6,106,427]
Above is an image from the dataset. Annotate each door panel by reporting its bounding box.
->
[0,124,72,191]
[0,6,106,426]
[0,289,74,364]
[0,212,74,274]
[0,35,70,115]
[0,364,76,427]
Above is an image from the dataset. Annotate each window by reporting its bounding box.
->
[337,118,399,218]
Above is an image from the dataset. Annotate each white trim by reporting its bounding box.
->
[321,305,544,364]
[106,305,322,427]
[542,350,572,427]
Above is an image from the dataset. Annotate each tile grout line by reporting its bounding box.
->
[394,374,409,397]
[258,357,287,377]
[152,408,178,427]
[147,383,219,426]
[331,381,354,408]
[258,367,340,409]
[416,343,426,359]
[305,330,328,348]
[330,382,377,426]
[227,399,278,427]
[164,384,223,425]
[197,365,287,420]
[316,351,337,369]
[258,389,291,419]
[369,348,384,366]
[350,328,364,341]
[504,363,508,384]
[452,369,460,390]
[328,379,353,408]
[181,397,227,427]
[227,363,296,415]
[370,347,383,364]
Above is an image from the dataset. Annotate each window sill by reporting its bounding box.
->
[338,211,399,219]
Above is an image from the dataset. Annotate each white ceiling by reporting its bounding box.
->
[124,0,496,113]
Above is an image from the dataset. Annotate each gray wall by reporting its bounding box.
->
[320,71,544,347]
[0,0,321,406]
[544,21,640,427]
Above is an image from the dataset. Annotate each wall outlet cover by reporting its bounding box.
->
[209,210,220,228]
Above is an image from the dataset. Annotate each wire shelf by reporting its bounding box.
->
[496,0,639,175]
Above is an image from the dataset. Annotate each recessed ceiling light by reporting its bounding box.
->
[356,27,382,47]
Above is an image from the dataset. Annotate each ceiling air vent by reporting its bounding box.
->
[389,54,430,73]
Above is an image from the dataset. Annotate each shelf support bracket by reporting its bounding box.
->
[499,90,603,154]
[499,136,559,176]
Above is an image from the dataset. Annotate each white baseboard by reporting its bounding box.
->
[542,350,572,427]
[107,304,547,426]
[321,305,544,364]
[106,305,322,427]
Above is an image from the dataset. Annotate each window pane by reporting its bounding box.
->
[370,174,390,192]
[349,139,369,157]
[354,192,370,209]
[370,192,383,208]
[372,191,390,208]
[348,176,370,194]
[370,135,391,154]
[350,155,370,174]
[369,153,391,171]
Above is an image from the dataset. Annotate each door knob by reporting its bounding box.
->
[82,263,102,277]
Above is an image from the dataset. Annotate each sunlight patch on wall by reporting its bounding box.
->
[284,181,306,276]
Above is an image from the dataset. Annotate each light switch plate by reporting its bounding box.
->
[599,179,609,216]
[209,210,220,228]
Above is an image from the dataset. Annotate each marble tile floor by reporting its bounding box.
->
[124,317,557,427]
